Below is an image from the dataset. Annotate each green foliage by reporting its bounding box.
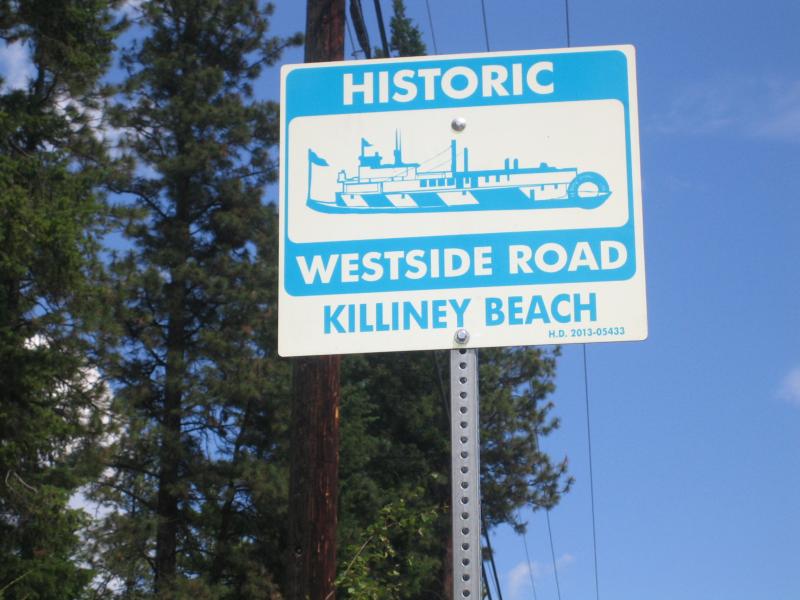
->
[339,352,450,596]
[0,0,123,597]
[337,490,439,599]
[337,347,569,595]
[86,0,300,596]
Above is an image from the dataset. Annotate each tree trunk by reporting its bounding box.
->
[154,290,185,593]
[154,181,191,594]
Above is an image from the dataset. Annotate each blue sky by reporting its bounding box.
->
[266,1,800,598]
[2,1,798,597]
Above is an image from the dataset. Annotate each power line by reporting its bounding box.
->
[344,13,359,58]
[482,514,505,600]
[530,396,560,600]
[479,0,491,51]
[372,0,391,57]
[349,0,372,58]
[583,344,601,600]
[545,510,563,600]
[521,522,540,600]
[482,561,495,600]
[424,0,439,54]
[564,0,572,47]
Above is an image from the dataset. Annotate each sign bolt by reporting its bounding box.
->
[451,117,467,132]
[454,328,470,344]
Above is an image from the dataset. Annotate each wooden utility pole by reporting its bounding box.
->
[285,3,344,599]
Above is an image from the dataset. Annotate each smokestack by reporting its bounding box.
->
[463,148,469,172]
[394,130,403,164]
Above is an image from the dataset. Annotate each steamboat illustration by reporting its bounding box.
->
[306,132,611,214]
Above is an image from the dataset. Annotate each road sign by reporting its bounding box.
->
[278,45,647,356]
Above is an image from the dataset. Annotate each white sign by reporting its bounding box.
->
[279,45,647,356]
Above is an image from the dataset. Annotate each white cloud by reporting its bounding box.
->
[755,80,800,140]
[557,552,575,569]
[506,553,575,600]
[648,75,800,143]
[507,560,539,598]
[0,40,33,92]
[778,366,800,406]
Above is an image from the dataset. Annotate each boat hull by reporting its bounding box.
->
[308,185,610,214]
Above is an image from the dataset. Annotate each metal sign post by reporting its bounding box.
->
[451,345,481,598]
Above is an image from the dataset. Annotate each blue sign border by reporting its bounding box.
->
[282,48,638,297]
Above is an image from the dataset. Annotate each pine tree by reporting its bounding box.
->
[89,1,300,596]
[389,0,426,57]
[0,0,123,597]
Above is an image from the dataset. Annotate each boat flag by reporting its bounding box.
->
[361,138,372,153]
[308,149,328,166]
